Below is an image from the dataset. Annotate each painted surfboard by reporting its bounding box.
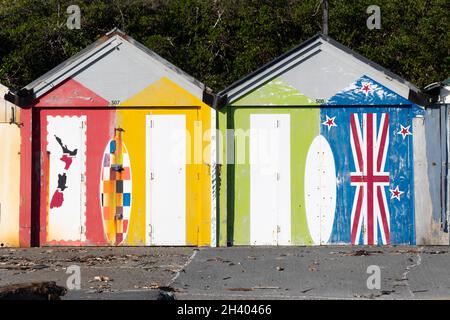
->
[100,129,132,245]
[304,135,336,245]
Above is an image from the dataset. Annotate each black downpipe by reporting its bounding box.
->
[31,108,41,247]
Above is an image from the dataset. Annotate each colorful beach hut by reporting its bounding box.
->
[6,29,216,247]
[215,33,429,246]
[0,84,21,247]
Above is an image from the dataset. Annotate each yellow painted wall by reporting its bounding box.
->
[118,77,212,246]
[0,85,20,247]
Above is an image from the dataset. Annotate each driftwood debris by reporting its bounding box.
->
[0,281,67,300]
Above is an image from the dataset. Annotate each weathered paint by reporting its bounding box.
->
[16,30,214,247]
[412,78,449,245]
[413,107,449,245]
[217,34,425,246]
[325,76,412,105]
[321,107,414,245]
[0,84,20,247]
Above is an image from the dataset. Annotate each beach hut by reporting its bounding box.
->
[6,29,216,247]
[215,33,429,246]
[416,78,450,245]
[0,84,21,247]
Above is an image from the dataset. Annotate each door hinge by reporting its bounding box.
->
[81,174,85,182]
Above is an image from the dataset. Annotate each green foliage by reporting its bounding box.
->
[0,0,448,91]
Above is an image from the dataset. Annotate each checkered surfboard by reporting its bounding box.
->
[100,136,132,245]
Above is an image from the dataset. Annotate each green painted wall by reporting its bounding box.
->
[233,78,316,106]
[218,77,320,245]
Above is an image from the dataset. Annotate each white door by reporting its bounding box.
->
[46,116,87,243]
[146,115,186,245]
[250,114,291,245]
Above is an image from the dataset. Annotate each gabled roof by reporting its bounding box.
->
[216,33,427,108]
[6,29,213,107]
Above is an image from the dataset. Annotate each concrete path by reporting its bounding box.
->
[1,246,450,299]
[172,246,450,300]
[0,247,193,300]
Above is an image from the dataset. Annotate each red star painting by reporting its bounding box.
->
[390,186,404,201]
[359,82,373,96]
[322,115,337,131]
[397,125,412,140]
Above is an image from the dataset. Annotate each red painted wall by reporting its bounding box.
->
[19,108,32,247]
[22,78,115,246]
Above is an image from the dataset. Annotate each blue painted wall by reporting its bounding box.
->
[319,76,415,244]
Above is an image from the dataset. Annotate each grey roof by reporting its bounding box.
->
[217,33,426,107]
[20,28,210,100]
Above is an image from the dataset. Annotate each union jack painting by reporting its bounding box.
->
[321,76,415,245]
[321,107,414,245]
[349,113,390,245]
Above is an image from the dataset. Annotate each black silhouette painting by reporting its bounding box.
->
[57,173,68,191]
[55,135,78,156]
[50,173,68,209]
[50,136,77,209]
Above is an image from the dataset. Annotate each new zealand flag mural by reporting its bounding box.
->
[325,75,413,106]
[320,76,414,245]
